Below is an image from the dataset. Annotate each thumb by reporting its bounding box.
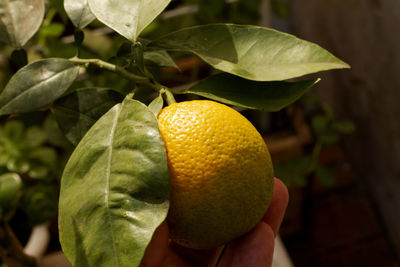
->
[140,221,169,267]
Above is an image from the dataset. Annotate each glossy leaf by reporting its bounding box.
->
[178,73,319,111]
[52,88,123,146]
[64,0,95,29]
[144,50,179,70]
[88,0,171,41]
[0,0,45,47]
[0,58,80,115]
[148,93,164,116]
[59,98,170,267]
[151,24,350,81]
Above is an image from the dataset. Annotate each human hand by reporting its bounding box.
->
[141,178,289,267]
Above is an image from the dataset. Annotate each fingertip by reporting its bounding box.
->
[263,178,289,236]
[273,178,289,207]
[220,222,275,267]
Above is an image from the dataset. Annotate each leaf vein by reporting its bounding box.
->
[105,106,121,267]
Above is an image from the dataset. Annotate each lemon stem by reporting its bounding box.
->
[164,89,176,105]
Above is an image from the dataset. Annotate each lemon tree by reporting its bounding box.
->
[0,1,349,266]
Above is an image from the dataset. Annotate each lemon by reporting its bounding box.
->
[157,100,274,249]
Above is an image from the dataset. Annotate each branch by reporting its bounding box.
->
[69,57,150,83]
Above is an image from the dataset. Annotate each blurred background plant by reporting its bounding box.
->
[275,93,356,187]
[0,113,72,239]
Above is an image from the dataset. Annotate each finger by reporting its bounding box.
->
[163,242,220,267]
[140,221,169,267]
[262,178,289,236]
[217,222,275,267]
[217,178,288,266]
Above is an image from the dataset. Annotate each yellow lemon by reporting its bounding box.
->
[157,100,274,249]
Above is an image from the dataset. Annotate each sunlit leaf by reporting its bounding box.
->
[59,98,170,267]
[0,0,45,47]
[88,0,171,41]
[64,0,95,29]
[151,24,350,81]
[148,93,164,116]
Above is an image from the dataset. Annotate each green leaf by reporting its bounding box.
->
[3,120,24,141]
[28,165,49,179]
[64,0,95,29]
[331,120,356,134]
[0,58,80,115]
[315,165,336,186]
[25,126,47,148]
[52,88,124,146]
[273,155,313,187]
[59,97,170,267]
[178,73,319,111]
[21,183,59,225]
[148,93,164,116]
[0,0,45,47]
[39,23,65,38]
[288,155,314,176]
[311,114,330,134]
[42,113,73,149]
[7,158,30,173]
[28,147,58,168]
[151,24,350,81]
[319,130,340,145]
[144,50,179,70]
[88,0,171,41]
[0,173,21,213]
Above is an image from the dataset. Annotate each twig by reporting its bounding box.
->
[69,57,150,82]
